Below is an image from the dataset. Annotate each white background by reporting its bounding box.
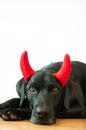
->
[0,0,86,100]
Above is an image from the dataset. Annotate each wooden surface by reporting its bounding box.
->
[0,119,86,130]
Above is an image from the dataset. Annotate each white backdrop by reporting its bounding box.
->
[0,0,86,100]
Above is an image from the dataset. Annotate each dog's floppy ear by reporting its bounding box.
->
[64,80,85,110]
[16,78,27,106]
[64,80,74,109]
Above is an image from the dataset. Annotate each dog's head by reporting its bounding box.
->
[16,51,72,125]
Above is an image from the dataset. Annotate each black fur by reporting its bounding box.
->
[0,61,86,125]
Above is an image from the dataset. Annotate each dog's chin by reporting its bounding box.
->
[30,116,56,125]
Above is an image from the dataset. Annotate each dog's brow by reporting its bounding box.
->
[26,82,40,91]
[48,83,55,87]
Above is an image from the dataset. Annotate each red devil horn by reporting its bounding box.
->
[53,54,72,87]
[20,51,36,82]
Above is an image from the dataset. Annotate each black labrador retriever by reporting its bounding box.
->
[0,51,86,125]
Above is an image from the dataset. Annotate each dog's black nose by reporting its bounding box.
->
[37,111,49,119]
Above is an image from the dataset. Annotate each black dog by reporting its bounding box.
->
[0,51,86,125]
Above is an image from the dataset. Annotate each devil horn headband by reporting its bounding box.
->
[20,51,72,86]
[53,54,72,86]
[20,51,36,82]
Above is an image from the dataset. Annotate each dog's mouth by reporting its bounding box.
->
[30,116,56,125]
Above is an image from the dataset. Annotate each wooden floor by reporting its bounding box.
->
[0,119,86,130]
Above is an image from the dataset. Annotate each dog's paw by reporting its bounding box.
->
[0,109,25,121]
[1,111,18,120]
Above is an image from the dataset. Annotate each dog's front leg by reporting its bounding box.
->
[0,98,31,121]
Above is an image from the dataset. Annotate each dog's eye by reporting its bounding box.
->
[29,87,36,92]
[52,87,58,93]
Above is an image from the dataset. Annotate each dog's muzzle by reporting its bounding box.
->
[30,103,56,125]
